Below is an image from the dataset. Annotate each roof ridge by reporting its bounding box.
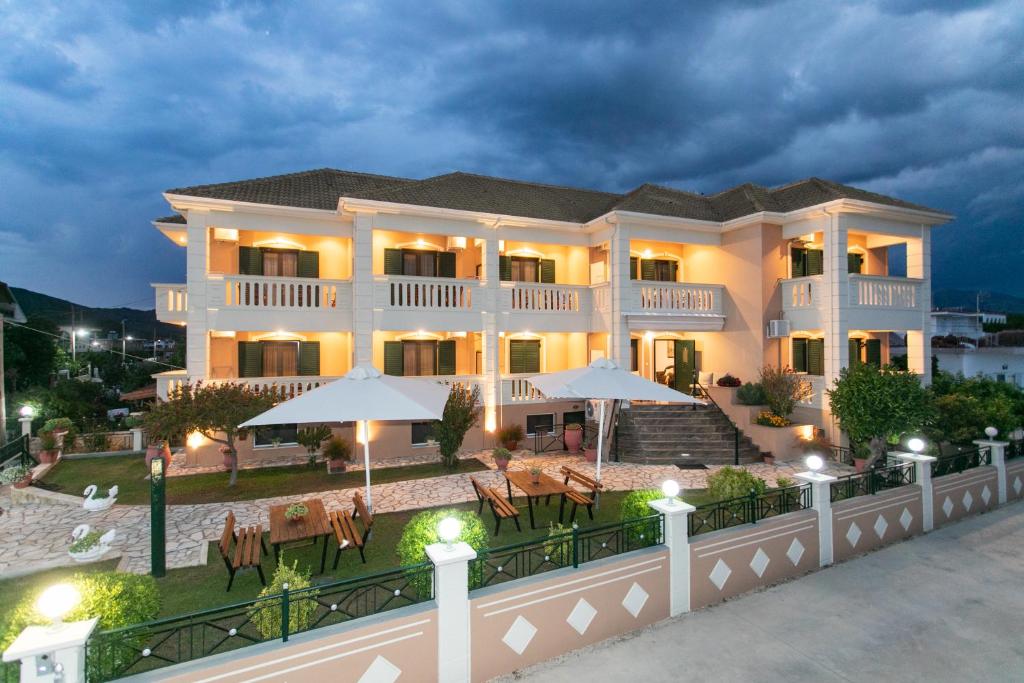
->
[430,171,622,198]
[167,167,414,194]
[634,182,709,199]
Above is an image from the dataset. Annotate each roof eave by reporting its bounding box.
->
[163,193,342,219]
[338,196,587,231]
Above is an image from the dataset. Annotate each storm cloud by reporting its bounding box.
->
[0,0,1021,306]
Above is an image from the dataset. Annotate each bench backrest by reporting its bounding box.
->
[561,466,603,491]
[469,476,489,500]
[218,511,236,559]
[353,491,373,529]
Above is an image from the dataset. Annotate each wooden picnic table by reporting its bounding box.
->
[504,470,573,529]
[269,497,331,566]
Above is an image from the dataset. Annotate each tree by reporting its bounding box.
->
[2,315,59,392]
[432,385,480,470]
[827,363,935,468]
[930,371,1023,444]
[143,382,277,486]
[758,365,812,419]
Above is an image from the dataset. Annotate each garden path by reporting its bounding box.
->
[0,452,841,578]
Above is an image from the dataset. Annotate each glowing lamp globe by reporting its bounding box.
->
[805,454,824,473]
[19,405,34,418]
[661,479,680,502]
[907,437,925,454]
[438,517,462,549]
[36,583,81,625]
[984,426,998,439]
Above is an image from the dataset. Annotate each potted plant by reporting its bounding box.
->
[492,447,512,471]
[68,524,116,562]
[82,484,119,512]
[563,423,583,454]
[529,466,542,485]
[583,433,598,463]
[218,445,233,470]
[297,425,332,467]
[284,502,309,523]
[852,442,872,473]
[38,430,60,464]
[717,374,742,387]
[498,424,524,451]
[1,465,32,489]
[323,436,352,474]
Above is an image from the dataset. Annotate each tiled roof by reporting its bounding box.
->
[153,214,186,224]
[163,168,947,223]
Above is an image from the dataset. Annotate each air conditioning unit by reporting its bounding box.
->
[766,320,791,338]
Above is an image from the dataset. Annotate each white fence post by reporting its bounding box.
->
[894,452,937,532]
[130,428,144,453]
[974,439,1009,505]
[426,541,476,683]
[2,618,97,683]
[794,472,837,567]
[19,416,32,439]
[648,499,695,617]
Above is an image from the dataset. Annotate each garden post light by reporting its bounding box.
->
[150,455,166,577]
[19,405,34,438]
[438,517,462,550]
[984,426,998,439]
[661,479,680,504]
[805,454,824,473]
[36,584,81,628]
[907,437,925,454]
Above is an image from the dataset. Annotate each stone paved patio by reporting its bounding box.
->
[0,451,850,578]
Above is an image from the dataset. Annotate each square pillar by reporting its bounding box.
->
[351,212,374,367]
[184,212,210,380]
[794,472,838,567]
[974,439,1009,504]
[906,231,932,385]
[3,618,98,683]
[648,498,695,616]
[608,222,632,368]
[894,451,937,531]
[426,542,476,683]
[822,212,850,389]
[480,237,501,430]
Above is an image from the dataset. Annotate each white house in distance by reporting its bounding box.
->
[150,169,950,466]
[925,311,1024,388]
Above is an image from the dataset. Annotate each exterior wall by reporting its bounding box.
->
[504,240,591,285]
[932,466,1000,528]
[468,548,669,682]
[831,485,924,563]
[934,348,1024,388]
[1006,459,1024,503]
[209,331,351,379]
[689,510,819,610]
[706,385,820,459]
[134,603,437,683]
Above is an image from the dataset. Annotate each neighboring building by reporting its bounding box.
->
[151,170,950,465]
[931,311,986,340]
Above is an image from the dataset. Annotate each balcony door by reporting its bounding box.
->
[238,340,320,377]
[653,339,695,393]
[384,249,456,278]
[383,339,456,376]
[239,246,318,278]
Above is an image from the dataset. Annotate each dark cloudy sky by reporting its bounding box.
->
[1,0,1022,308]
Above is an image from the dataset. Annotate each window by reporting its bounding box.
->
[262,341,298,377]
[848,252,864,274]
[411,421,437,446]
[509,339,541,374]
[403,340,438,376]
[791,247,824,277]
[254,424,298,447]
[510,256,539,282]
[526,413,554,437]
[402,250,437,277]
[631,257,677,281]
[383,340,455,376]
[792,338,824,376]
[630,338,639,372]
[262,249,299,277]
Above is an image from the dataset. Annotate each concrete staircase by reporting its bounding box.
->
[615,403,765,466]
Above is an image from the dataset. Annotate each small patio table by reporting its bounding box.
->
[504,470,573,529]
[269,497,331,568]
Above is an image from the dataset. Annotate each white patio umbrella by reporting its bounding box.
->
[528,358,704,483]
[240,364,450,511]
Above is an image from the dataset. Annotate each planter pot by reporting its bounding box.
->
[12,475,32,489]
[38,449,59,464]
[583,448,597,463]
[530,474,541,485]
[83,496,116,512]
[145,443,171,471]
[286,514,307,524]
[494,458,510,471]
[327,459,348,474]
[564,429,583,454]
[854,458,869,473]
[503,440,518,451]
[68,545,111,563]
[219,448,234,470]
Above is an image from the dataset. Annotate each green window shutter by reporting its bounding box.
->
[806,249,824,276]
[298,341,320,376]
[640,259,656,281]
[791,247,806,277]
[792,338,808,373]
[540,259,556,284]
[847,252,863,274]
[237,341,263,378]
[384,248,403,276]
[630,338,639,372]
[669,260,678,282]
[499,255,512,281]
[437,251,456,278]
[239,246,263,275]
[437,340,456,375]
[383,341,404,376]
[807,339,825,376]
[509,340,540,374]
[297,251,319,278]
[629,257,638,280]
[865,339,882,367]
[524,340,540,373]
[848,339,862,365]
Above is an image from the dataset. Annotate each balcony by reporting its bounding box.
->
[153,284,187,324]
[373,275,482,331]
[782,275,925,331]
[625,281,726,331]
[209,275,353,332]
[501,282,593,332]
[155,372,338,401]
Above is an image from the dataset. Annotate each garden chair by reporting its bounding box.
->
[469,476,489,514]
[485,487,521,535]
[218,511,266,592]
[559,466,603,524]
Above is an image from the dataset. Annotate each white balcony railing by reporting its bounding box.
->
[376,276,479,312]
[504,282,590,312]
[501,374,544,402]
[631,281,724,315]
[222,275,347,311]
[782,276,820,309]
[592,282,611,313]
[153,283,187,321]
[849,275,920,310]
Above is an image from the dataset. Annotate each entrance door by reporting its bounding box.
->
[673,340,696,394]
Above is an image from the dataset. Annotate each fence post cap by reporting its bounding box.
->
[972,439,1009,447]
[891,451,937,463]
[2,617,98,663]
[425,542,476,566]
[793,472,837,484]
[648,499,696,515]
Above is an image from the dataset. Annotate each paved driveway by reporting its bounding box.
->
[502,502,1024,682]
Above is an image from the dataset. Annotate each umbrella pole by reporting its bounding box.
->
[361,420,372,513]
[595,400,605,510]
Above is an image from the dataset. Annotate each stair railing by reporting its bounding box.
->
[691,378,741,466]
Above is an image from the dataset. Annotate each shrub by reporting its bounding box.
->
[796,432,832,454]
[433,385,480,470]
[756,410,790,427]
[774,476,794,489]
[0,465,29,485]
[543,522,572,561]
[491,447,512,462]
[399,508,489,595]
[1,572,159,655]
[716,374,742,387]
[707,467,767,501]
[497,424,524,445]
[248,560,318,640]
[759,366,812,418]
[619,489,663,521]
[38,431,58,451]
[297,425,332,465]
[41,417,75,434]
[84,432,110,453]
[69,530,105,553]
[736,382,767,406]
[322,436,351,462]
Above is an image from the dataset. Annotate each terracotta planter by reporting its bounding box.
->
[39,449,59,464]
[145,442,170,471]
[494,458,510,471]
[583,448,597,463]
[564,428,583,454]
[13,475,32,489]
[503,440,518,451]
[221,449,234,470]
[854,458,868,473]
[327,459,348,474]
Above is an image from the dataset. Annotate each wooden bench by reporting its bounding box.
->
[485,487,521,535]
[470,476,490,514]
[324,492,374,571]
[560,466,604,524]
[218,511,266,592]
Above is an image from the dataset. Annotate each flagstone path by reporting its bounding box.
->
[0,451,849,578]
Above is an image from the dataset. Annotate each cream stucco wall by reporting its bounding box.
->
[503,241,590,285]
[209,331,351,378]
[628,239,687,281]
[208,230,352,279]
[372,230,481,279]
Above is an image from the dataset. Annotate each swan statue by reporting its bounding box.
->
[82,484,118,512]
[68,523,117,562]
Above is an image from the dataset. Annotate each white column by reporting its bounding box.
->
[20,416,32,438]
[426,542,476,683]
[906,229,932,385]
[481,237,501,431]
[794,472,838,567]
[822,212,849,386]
[130,427,144,452]
[351,212,374,367]
[974,439,1009,504]
[895,451,937,531]
[2,618,98,683]
[185,212,210,380]
[648,498,695,616]
[608,222,632,367]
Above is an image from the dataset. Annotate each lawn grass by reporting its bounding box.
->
[40,456,489,505]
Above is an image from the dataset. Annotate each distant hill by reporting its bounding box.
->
[932,289,1024,314]
[11,287,184,339]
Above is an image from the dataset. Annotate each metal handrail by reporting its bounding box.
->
[688,485,812,537]
[692,379,741,465]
